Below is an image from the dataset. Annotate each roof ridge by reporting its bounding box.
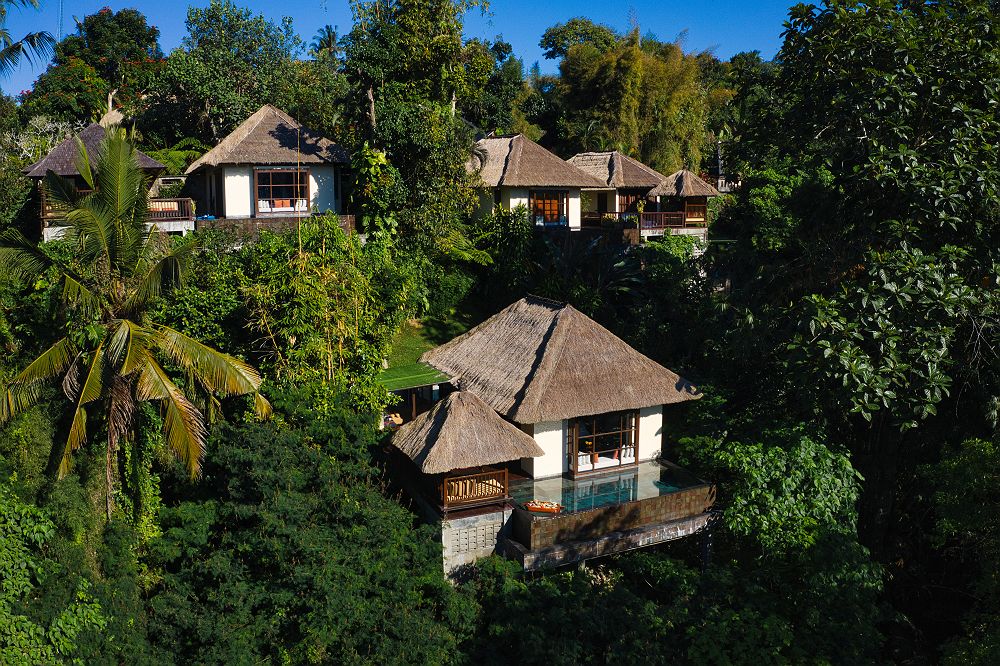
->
[514,303,572,422]
[609,152,622,187]
[500,134,520,186]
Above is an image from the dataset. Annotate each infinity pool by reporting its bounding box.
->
[509,460,705,514]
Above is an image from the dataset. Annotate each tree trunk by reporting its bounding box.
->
[367,86,377,130]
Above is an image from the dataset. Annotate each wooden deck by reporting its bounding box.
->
[41,191,196,223]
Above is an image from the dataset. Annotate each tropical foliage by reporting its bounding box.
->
[1,0,999,663]
[0,129,269,519]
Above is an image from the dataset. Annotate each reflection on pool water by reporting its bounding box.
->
[509,460,704,514]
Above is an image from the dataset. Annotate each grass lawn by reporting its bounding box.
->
[386,320,436,368]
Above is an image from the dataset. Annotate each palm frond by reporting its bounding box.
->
[253,391,272,419]
[153,325,263,397]
[73,137,95,191]
[10,336,75,387]
[0,30,54,77]
[122,234,198,316]
[43,170,82,212]
[0,383,41,424]
[106,320,150,376]
[58,342,107,478]
[62,274,101,318]
[94,130,149,264]
[0,228,52,281]
[135,353,207,477]
[63,200,114,268]
[107,375,137,448]
[0,337,74,423]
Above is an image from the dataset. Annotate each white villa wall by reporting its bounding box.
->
[567,190,581,229]
[309,165,339,213]
[524,419,565,478]
[223,166,253,218]
[637,406,664,461]
[502,186,529,210]
[524,408,662,478]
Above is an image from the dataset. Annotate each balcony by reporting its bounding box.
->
[440,468,509,512]
[43,193,196,224]
[503,460,715,570]
[41,194,197,240]
[581,210,708,230]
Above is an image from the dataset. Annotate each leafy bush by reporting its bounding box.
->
[146,389,474,664]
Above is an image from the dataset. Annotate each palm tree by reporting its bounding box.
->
[309,24,340,60]
[0,128,271,517]
[0,0,54,78]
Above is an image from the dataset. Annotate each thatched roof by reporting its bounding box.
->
[186,105,349,174]
[24,124,165,178]
[567,151,667,189]
[421,296,700,424]
[392,391,545,473]
[648,169,721,198]
[467,134,606,189]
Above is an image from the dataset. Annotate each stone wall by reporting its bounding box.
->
[441,508,512,574]
[513,484,715,551]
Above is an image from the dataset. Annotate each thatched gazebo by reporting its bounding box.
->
[391,391,544,511]
[647,169,720,225]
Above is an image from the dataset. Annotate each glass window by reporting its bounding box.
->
[256,169,309,214]
[618,192,644,213]
[567,410,638,476]
[529,190,568,225]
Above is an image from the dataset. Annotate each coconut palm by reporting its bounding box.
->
[0,0,54,78]
[0,127,270,517]
[309,24,340,60]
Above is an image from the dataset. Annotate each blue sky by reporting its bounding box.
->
[2,0,794,97]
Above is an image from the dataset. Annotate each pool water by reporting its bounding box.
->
[509,460,704,514]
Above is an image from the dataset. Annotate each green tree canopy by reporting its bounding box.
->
[539,17,617,60]
[0,129,270,518]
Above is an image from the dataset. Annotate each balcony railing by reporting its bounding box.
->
[42,193,195,224]
[440,468,508,510]
[581,210,708,230]
[148,198,195,222]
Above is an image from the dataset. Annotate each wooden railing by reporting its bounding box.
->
[581,210,708,231]
[441,468,508,510]
[148,198,195,222]
[42,193,195,223]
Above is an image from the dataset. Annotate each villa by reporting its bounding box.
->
[467,134,606,228]
[185,105,353,235]
[385,296,715,573]
[24,123,196,240]
[568,150,720,243]
[567,149,668,220]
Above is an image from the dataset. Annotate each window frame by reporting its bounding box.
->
[528,189,569,225]
[253,167,311,216]
[566,410,640,477]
